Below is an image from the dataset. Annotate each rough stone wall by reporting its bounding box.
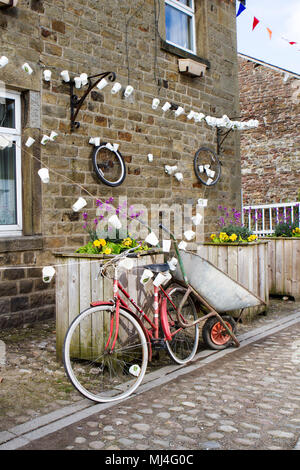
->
[239,55,300,206]
[0,0,241,327]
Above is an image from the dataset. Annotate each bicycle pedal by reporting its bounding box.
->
[151,339,167,350]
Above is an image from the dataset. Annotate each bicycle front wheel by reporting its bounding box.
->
[63,306,148,403]
[164,285,199,364]
[92,143,126,187]
[194,146,221,186]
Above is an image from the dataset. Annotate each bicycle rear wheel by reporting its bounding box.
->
[92,143,126,187]
[63,305,148,403]
[164,285,199,364]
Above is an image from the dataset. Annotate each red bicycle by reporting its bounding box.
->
[63,246,199,403]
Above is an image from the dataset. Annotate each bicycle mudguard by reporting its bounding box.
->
[90,301,152,361]
[159,296,173,342]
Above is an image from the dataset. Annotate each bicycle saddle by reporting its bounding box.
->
[143,263,170,273]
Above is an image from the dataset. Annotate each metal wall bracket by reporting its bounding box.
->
[216,127,232,155]
[69,71,116,132]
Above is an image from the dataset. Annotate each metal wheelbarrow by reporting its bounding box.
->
[159,224,267,350]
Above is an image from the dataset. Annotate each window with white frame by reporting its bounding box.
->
[165,0,196,54]
[0,89,22,236]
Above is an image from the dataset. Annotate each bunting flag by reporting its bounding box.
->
[252,17,260,31]
[236,1,299,52]
[236,2,246,17]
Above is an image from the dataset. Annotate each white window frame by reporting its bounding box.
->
[0,89,22,236]
[165,0,196,54]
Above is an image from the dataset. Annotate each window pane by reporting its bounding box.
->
[0,98,15,129]
[0,143,17,225]
[175,0,192,8]
[166,4,192,51]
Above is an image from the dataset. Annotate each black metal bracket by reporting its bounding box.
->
[68,71,116,132]
[216,127,233,155]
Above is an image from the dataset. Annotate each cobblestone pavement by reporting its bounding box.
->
[20,320,300,451]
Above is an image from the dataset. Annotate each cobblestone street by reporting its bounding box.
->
[20,321,300,451]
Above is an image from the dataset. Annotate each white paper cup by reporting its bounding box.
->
[124,85,134,97]
[129,364,141,377]
[184,230,195,241]
[97,78,108,90]
[153,272,167,287]
[162,239,171,252]
[206,178,214,186]
[38,168,50,183]
[72,197,87,212]
[0,56,8,68]
[148,153,153,162]
[0,135,10,150]
[25,137,35,147]
[111,82,122,94]
[140,269,154,286]
[175,106,184,117]
[191,213,202,226]
[178,241,187,251]
[49,131,58,141]
[61,70,70,82]
[22,63,33,75]
[167,257,178,271]
[204,164,210,170]
[162,102,171,112]
[74,77,82,89]
[94,137,100,146]
[187,111,195,120]
[197,198,208,207]
[175,172,183,182]
[145,231,159,246]
[152,98,160,110]
[105,143,114,151]
[198,165,204,173]
[42,266,55,283]
[113,143,119,152]
[43,70,52,81]
[108,214,122,229]
[80,73,88,86]
[119,258,134,270]
[89,137,96,145]
[41,135,50,145]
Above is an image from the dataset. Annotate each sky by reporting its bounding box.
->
[236,0,300,75]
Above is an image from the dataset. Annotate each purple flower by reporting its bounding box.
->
[99,214,104,221]
[96,199,103,207]
[94,218,98,225]
[83,223,87,229]
[83,212,88,220]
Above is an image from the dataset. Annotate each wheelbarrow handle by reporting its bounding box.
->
[159,224,189,286]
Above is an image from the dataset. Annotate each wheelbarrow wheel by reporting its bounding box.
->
[202,315,236,350]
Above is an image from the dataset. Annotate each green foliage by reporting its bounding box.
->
[274,222,298,237]
[222,224,252,239]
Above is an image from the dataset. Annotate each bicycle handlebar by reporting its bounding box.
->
[97,243,142,278]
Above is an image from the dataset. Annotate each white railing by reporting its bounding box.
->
[242,202,300,236]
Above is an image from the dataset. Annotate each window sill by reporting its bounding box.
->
[160,39,210,70]
[0,235,43,253]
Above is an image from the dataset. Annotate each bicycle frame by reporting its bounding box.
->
[90,266,187,361]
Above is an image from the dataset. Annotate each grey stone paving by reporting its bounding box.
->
[20,323,300,451]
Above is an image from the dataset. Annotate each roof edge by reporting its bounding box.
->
[238,52,300,79]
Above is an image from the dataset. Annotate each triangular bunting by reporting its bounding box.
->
[289,41,297,45]
[252,17,260,31]
[266,28,272,40]
[236,2,246,17]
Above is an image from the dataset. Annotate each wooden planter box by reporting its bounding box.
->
[54,250,164,360]
[197,241,269,320]
[265,238,300,300]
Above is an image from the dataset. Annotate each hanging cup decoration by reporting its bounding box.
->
[72,197,87,212]
[42,266,56,283]
[38,168,50,184]
[43,70,52,81]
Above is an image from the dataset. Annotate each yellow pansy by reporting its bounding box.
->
[99,239,106,246]
[93,240,101,247]
[247,234,257,242]
[104,247,112,255]
[210,233,216,240]
[219,232,229,242]
[229,233,238,242]
[122,237,132,247]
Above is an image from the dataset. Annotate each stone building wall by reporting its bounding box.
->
[239,54,300,206]
[0,0,241,327]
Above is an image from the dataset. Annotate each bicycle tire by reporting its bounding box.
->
[194,146,221,186]
[202,315,236,350]
[92,143,126,187]
[63,305,148,403]
[163,285,199,364]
